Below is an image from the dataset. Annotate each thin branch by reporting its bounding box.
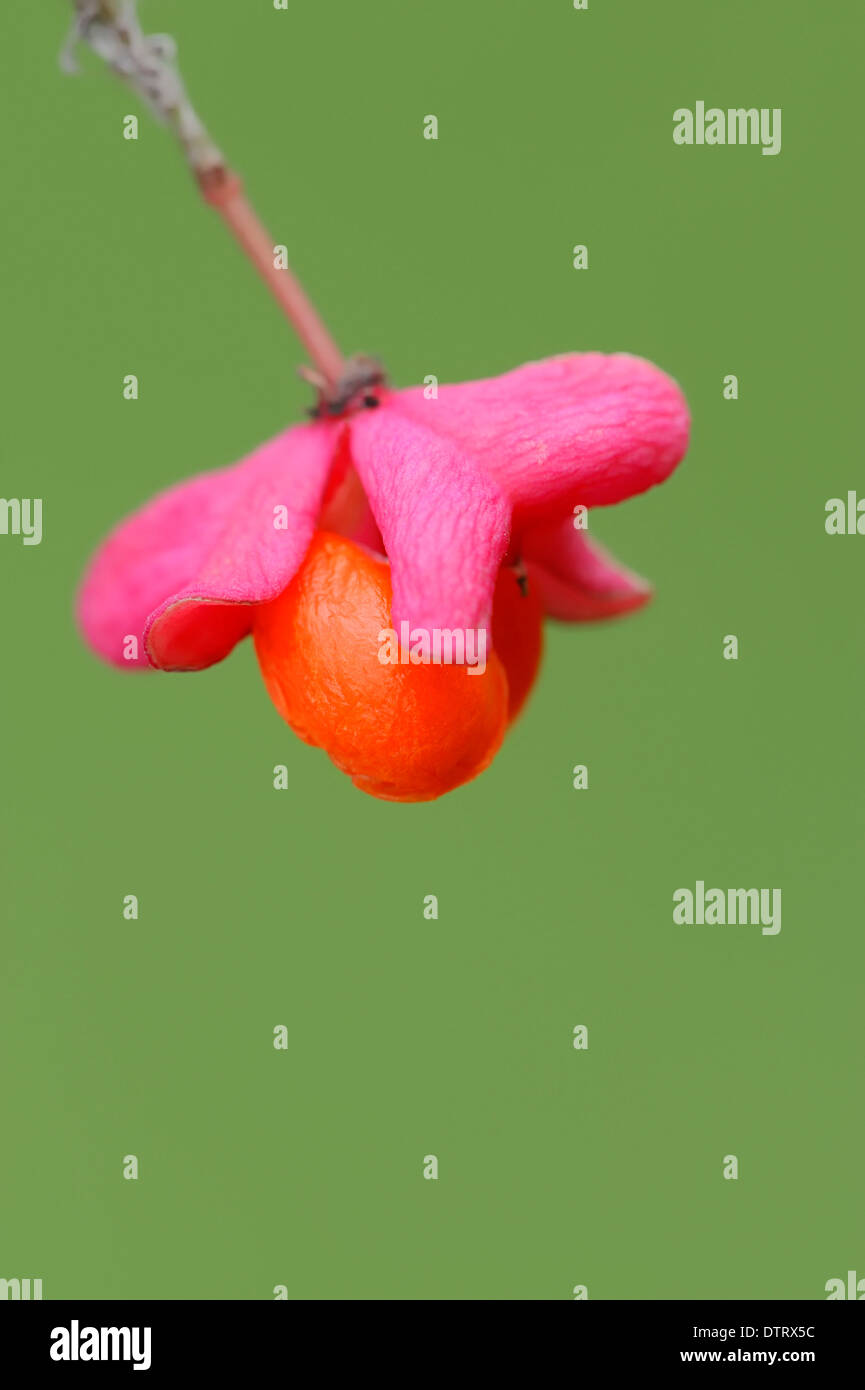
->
[62,0,224,174]
[61,0,347,393]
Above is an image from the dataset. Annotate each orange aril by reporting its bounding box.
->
[491,565,544,722]
[253,531,542,802]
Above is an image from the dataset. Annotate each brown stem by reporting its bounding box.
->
[64,0,345,391]
[197,170,344,390]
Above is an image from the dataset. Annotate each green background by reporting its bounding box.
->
[1,0,861,1300]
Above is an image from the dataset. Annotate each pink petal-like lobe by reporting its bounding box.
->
[522,515,652,621]
[349,405,511,635]
[77,422,338,671]
[78,350,689,677]
[394,353,690,522]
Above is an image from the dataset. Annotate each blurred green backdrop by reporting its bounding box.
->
[1,0,861,1299]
